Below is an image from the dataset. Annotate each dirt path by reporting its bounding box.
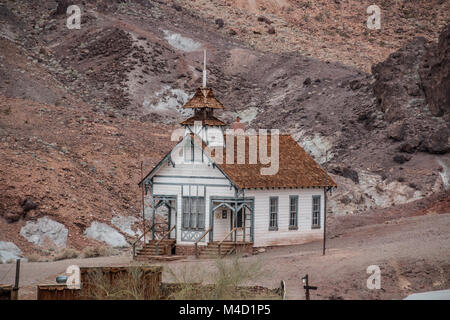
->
[151,212,450,300]
[1,212,449,299]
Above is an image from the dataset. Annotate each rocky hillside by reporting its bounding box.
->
[0,0,449,258]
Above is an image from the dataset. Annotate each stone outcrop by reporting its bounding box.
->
[0,241,25,263]
[20,217,68,248]
[84,221,128,247]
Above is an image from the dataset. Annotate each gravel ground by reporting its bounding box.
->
[1,212,449,300]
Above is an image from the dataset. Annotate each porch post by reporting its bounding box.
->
[152,196,155,240]
[168,204,171,237]
[234,188,238,243]
[243,205,246,243]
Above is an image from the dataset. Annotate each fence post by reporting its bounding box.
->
[11,259,20,300]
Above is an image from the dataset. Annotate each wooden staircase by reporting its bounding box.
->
[198,241,236,259]
[134,239,176,261]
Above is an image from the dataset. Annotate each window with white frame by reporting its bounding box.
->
[182,197,205,230]
[289,195,298,229]
[269,197,278,230]
[312,195,321,228]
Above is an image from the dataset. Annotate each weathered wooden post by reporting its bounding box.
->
[11,259,20,300]
[323,150,329,256]
[302,274,317,300]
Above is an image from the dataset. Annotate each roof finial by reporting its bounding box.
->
[202,49,207,88]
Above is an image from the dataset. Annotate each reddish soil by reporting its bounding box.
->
[0,95,176,254]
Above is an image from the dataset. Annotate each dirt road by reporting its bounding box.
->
[1,212,449,300]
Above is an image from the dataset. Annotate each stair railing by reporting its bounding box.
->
[194,226,212,259]
[218,227,241,256]
[155,224,176,255]
[131,222,165,257]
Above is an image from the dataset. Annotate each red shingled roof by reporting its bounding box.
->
[139,133,336,189]
[209,134,336,189]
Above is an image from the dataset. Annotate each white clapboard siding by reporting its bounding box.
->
[150,159,235,245]
[147,156,326,247]
[245,188,325,247]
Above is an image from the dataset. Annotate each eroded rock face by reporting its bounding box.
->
[372,25,449,156]
[372,37,428,123]
[328,172,424,215]
[0,241,25,263]
[419,24,450,119]
[84,221,128,247]
[20,217,68,248]
[420,125,450,154]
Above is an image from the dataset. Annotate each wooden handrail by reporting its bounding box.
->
[156,224,176,245]
[218,227,242,256]
[194,226,212,258]
[132,222,165,257]
[195,226,213,244]
[219,227,238,246]
[155,224,176,255]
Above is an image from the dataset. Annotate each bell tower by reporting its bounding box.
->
[180,50,226,147]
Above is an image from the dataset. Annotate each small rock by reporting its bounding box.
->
[21,198,37,213]
[215,18,224,28]
[257,16,272,24]
[267,27,276,34]
[387,121,406,141]
[393,154,411,164]
[172,4,182,11]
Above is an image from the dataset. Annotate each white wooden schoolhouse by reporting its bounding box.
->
[135,57,336,258]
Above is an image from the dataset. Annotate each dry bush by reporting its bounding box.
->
[83,267,159,300]
[26,253,41,262]
[167,256,275,300]
[53,248,80,261]
[81,246,113,258]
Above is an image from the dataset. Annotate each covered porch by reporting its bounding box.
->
[209,197,254,244]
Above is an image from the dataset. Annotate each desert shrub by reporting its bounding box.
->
[81,246,114,258]
[83,267,159,300]
[26,253,41,262]
[167,256,274,300]
[53,248,80,261]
